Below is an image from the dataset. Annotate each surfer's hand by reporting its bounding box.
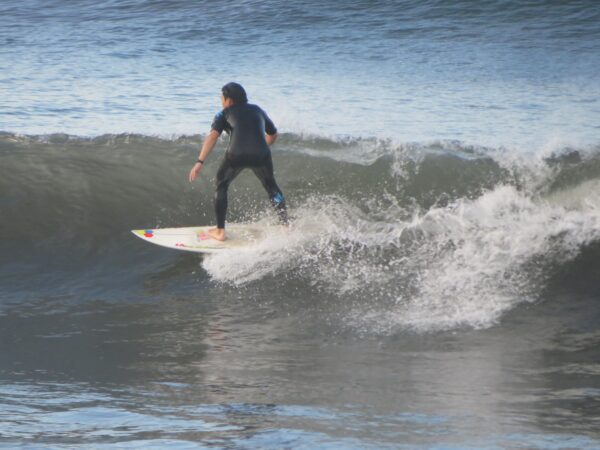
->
[188,162,203,182]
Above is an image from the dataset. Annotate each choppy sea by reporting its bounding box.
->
[1,1,600,448]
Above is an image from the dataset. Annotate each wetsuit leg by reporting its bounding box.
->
[251,154,289,225]
[215,158,243,229]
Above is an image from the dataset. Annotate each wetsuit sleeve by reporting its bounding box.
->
[262,110,277,135]
[210,111,228,134]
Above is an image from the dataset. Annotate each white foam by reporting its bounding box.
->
[202,181,600,333]
[354,185,600,333]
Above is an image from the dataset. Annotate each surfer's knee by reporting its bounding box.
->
[215,181,230,197]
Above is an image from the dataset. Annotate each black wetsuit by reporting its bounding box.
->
[211,103,288,228]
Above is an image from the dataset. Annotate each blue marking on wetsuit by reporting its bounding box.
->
[272,192,284,204]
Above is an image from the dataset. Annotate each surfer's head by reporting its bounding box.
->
[221,82,247,107]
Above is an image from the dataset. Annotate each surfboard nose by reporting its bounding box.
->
[131,229,153,238]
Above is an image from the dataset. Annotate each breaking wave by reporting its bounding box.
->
[1,132,599,332]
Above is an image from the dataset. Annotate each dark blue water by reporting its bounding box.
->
[2,1,600,448]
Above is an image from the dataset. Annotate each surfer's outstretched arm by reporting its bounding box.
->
[189,129,221,182]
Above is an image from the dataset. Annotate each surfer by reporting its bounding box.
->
[188,82,289,241]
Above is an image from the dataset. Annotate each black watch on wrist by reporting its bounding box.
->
[196,159,204,165]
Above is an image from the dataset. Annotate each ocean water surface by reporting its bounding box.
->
[1,0,600,448]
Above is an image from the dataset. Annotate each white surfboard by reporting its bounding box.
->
[131,224,271,254]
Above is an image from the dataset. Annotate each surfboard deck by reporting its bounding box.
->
[131,224,270,253]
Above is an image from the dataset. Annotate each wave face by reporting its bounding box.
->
[1,132,599,333]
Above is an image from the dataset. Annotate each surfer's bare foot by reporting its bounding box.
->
[208,227,226,241]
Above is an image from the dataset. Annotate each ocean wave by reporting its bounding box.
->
[1,132,600,332]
